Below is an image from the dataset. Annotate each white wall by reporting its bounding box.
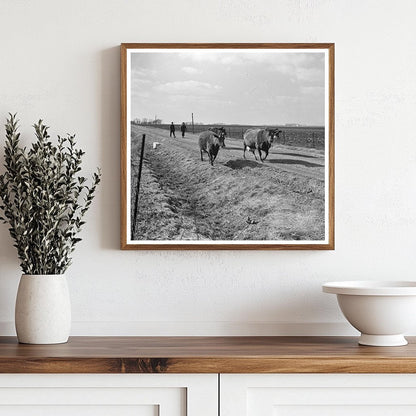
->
[0,0,415,336]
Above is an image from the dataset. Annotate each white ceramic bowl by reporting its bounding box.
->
[323,281,416,346]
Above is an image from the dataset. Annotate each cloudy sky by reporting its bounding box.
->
[130,50,325,126]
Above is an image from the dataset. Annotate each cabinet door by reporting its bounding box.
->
[0,374,217,416]
[221,374,416,416]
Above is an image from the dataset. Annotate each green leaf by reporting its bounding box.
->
[0,113,101,274]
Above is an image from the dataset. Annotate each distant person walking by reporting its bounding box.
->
[180,122,186,137]
[170,122,176,138]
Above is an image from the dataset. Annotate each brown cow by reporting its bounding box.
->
[208,127,227,147]
[243,128,282,162]
[198,131,224,166]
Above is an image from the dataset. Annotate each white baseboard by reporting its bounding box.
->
[0,321,359,336]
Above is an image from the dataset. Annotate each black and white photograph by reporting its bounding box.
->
[121,44,334,249]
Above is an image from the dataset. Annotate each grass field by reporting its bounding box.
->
[130,125,326,242]
[139,123,325,150]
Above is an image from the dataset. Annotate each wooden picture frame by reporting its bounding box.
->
[121,43,334,250]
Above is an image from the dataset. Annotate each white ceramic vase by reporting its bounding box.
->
[15,274,71,344]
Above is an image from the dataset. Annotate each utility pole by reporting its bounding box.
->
[191,113,194,134]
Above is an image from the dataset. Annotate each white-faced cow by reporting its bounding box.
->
[198,130,225,166]
[243,128,282,162]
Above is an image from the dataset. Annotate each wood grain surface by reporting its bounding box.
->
[0,336,415,374]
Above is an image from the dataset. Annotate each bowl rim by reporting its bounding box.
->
[322,281,416,296]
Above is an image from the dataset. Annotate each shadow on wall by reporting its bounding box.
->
[0,224,20,322]
[228,284,334,335]
[100,46,121,250]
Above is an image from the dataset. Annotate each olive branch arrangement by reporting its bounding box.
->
[0,114,101,275]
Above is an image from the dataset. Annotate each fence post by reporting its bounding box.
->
[132,134,146,238]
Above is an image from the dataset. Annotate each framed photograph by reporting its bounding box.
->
[121,43,334,250]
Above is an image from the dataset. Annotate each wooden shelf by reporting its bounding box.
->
[0,336,416,373]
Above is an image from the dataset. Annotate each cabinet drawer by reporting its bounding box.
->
[221,374,416,416]
[0,374,217,416]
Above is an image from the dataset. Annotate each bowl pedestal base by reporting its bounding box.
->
[358,333,407,347]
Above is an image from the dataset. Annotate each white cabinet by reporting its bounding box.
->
[4,373,416,415]
[220,374,416,416]
[0,374,217,416]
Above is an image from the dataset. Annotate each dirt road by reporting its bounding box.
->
[130,125,325,241]
[136,126,325,181]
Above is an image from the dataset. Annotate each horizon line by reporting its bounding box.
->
[131,120,325,128]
